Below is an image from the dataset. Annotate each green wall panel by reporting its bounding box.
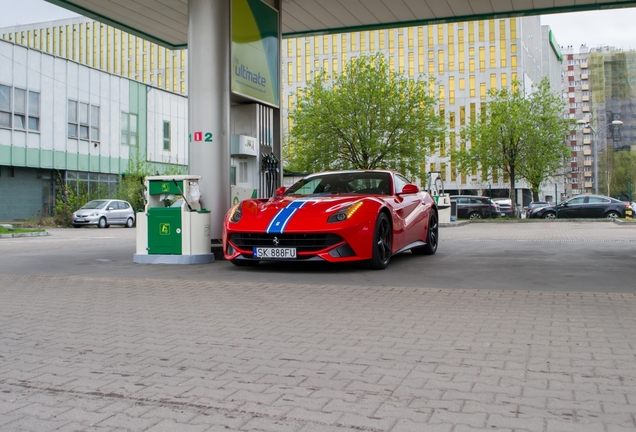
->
[0,145,10,165]
[129,81,140,114]
[89,155,100,172]
[78,154,89,171]
[54,151,66,169]
[40,150,53,168]
[26,148,40,167]
[129,82,148,164]
[66,153,78,170]
[12,147,26,166]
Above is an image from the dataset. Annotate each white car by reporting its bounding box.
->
[72,199,135,228]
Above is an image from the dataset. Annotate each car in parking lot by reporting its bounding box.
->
[450,195,503,219]
[524,201,550,218]
[72,199,135,228]
[493,198,521,218]
[527,194,630,219]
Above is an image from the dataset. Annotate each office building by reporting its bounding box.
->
[0,21,188,220]
[282,17,564,204]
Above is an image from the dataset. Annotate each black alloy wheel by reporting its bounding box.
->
[413,211,438,255]
[367,212,392,270]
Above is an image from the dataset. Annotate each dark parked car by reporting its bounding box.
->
[451,195,503,219]
[524,201,550,218]
[527,194,630,219]
[72,199,136,228]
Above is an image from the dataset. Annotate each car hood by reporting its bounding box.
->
[531,204,555,213]
[230,194,380,232]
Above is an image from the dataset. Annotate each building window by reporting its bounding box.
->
[68,100,99,140]
[68,100,78,137]
[163,121,170,151]
[121,112,138,145]
[91,106,100,141]
[28,91,40,131]
[0,85,10,128]
[80,102,89,139]
[14,88,26,129]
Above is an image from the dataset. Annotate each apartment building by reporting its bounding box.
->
[562,44,636,199]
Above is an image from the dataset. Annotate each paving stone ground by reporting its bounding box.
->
[1,222,636,431]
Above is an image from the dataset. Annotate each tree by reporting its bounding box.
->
[286,53,445,181]
[517,79,571,201]
[605,150,636,199]
[459,77,570,210]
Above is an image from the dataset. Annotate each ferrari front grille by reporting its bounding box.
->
[229,233,344,252]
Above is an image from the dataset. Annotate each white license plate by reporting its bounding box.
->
[75,218,86,222]
[253,247,297,259]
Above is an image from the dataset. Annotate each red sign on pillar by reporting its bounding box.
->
[193,131,203,141]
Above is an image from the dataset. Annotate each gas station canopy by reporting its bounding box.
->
[47,0,636,49]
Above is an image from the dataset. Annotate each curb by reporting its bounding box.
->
[0,231,50,239]
[441,219,634,226]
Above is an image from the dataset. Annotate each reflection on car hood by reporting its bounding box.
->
[232,195,380,232]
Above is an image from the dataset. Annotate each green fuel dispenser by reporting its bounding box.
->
[133,175,214,264]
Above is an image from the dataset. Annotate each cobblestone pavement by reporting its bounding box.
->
[1,222,636,431]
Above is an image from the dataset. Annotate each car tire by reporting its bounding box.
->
[125,217,134,228]
[97,217,108,228]
[365,212,392,270]
[412,211,438,256]
[230,259,260,267]
[468,212,482,220]
[543,212,556,219]
[605,211,620,219]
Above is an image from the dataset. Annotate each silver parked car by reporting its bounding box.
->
[72,199,135,228]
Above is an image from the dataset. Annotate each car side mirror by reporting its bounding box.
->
[399,184,419,194]
[560,202,568,207]
[275,186,287,196]
[107,207,114,211]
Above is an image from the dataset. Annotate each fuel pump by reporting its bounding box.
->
[262,152,279,197]
[427,171,452,224]
[133,175,213,264]
[230,135,259,205]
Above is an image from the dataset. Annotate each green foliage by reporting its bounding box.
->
[286,53,445,180]
[458,77,571,208]
[601,149,636,199]
[52,177,103,227]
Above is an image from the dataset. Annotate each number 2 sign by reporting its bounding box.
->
[190,131,213,142]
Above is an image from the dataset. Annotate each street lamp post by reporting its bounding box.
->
[577,119,623,195]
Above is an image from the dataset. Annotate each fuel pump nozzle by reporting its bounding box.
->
[173,179,194,212]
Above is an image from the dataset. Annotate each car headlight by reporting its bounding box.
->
[327,202,363,223]
[90,212,99,217]
[228,204,242,223]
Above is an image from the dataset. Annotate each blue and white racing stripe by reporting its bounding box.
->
[266,200,310,234]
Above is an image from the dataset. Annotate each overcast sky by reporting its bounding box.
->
[1,0,636,51]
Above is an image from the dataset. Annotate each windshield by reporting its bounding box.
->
[285,172,392,196]
[81,200,108,209]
